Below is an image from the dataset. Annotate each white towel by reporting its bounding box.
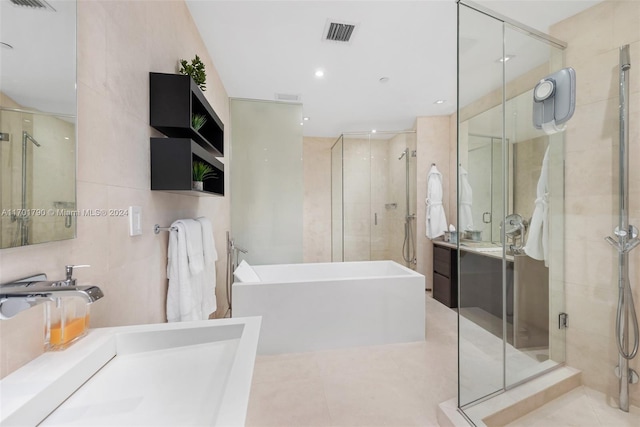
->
[175,219,205,275]
[166,221,203,322]
[196,217,217,317]
[459,166,474,231]
[524,146,550,266]
[426,165,448,239]
[166,226,180,322]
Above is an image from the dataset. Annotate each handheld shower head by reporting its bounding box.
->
[398,149,407,160]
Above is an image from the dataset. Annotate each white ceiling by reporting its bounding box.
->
[186,0,601,137]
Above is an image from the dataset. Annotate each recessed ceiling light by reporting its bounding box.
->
[300,122,304,126]
[434,99,446,105]
[371,129,377,133]
[23,119,30,123]
[379,77,390,83]
[496,55,516,63]
[315,69,324,78]
[64,137,70,140]
[303,117,310,121]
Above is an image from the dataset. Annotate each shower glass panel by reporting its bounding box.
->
[331,135,344,262]
[458,1,566,411]
[458,4,505,407]
[503,24,566,389]
[331,131,416,266]
[342,134,372,261]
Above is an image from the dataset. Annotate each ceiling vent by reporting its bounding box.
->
[10,0,56,11]
[323,19,357,43]
[275,93,302,103]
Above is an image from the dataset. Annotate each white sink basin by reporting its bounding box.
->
[0,317,261,426]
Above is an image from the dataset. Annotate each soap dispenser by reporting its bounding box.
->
[44,265,92,350]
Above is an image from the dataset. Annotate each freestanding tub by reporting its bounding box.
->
[233,260,425,354]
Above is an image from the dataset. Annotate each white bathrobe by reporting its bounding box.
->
[459,167,474,231]
[524,146,550,266]
[426,165,448,239]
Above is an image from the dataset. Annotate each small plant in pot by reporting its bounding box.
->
[192,161,217,191]
[178,55,206,92]
[192,113,207,132]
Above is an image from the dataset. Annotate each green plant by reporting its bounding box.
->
[179,55,207,91]
[191,113,208,131]
[192,161,217,182]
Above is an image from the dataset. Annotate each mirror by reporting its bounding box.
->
[0,0,77,249]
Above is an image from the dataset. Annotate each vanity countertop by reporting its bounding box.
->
[433,239,514,262]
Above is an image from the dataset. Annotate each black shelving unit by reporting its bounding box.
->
[149,72,224,197]
[151,138,224,196]
[150,72,224,156]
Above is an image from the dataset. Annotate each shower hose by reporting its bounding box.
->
[402,219,415,264]
[616,276,639,360]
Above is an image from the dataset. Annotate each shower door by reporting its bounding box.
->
[331,131,416,266]
[457,1,566,411]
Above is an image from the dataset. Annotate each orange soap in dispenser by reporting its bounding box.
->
[45,296,90,350]
[44,264,92,351]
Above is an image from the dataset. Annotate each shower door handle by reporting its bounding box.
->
[374,213,378,226]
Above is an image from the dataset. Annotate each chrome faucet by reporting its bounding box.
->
[0,267,104,320]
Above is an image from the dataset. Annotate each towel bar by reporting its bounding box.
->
[154,224,178,234]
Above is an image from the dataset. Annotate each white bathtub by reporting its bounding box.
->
[233,260,425,354]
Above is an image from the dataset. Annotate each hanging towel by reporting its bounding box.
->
[176,219,205,276]
[426,164,448,239]
[166,221,203,322]
[166,225,181,322]
[524,146,550,266]
[196,216,217,318]
[459,166,474,231]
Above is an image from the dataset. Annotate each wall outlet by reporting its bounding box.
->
[129,206,142,236]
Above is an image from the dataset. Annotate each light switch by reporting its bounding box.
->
[129,206,142,236]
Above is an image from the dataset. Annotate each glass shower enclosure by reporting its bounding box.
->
[457,0,566,414]
[331,131,417,267]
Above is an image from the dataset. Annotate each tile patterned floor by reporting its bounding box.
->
[245,294,458,427]
[245,294,640,427]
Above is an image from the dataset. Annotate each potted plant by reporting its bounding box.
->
[192,113,207,132]
[178,55,207,91]
[192,161,217,191]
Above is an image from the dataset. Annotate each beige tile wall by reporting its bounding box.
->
[0,0,230,378]
[550,0,640,406]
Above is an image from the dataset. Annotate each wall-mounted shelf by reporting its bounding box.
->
[150,138,224,197]
[150,72,224,156]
